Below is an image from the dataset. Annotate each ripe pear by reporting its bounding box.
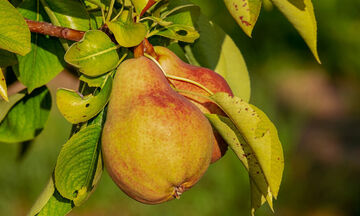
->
[154,46,234,163]
[102,56,214,204]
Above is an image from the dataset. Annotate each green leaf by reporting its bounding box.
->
[28,177,73,216]
[209,92,284,199]
[0,50,17,67]
[56,77,112,124]
[271,0,320,63]
[79,74,109,88]
[0,86,51,143]
[107,11,147,47]
[54,112,104,206]
[0,68,8,101]
[43,0,91,31]
[0,0,31,56]
[191,14,250,102]
[156,24,200,43]
[64,30,120,77]
[15,0,65,93]
[153,1,200,42]
[131,0,149,15]
[0,92,25,122]
[205,113,273,210]
[223,0,262,37]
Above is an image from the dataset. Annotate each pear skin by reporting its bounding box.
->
[154,46,233,163]
[102,56,214,204]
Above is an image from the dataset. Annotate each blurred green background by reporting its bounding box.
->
[1,0,360,215]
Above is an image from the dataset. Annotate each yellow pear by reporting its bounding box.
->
[154,46,234,163]
[102,56,214,204]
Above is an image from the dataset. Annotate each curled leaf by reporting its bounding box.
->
[107,10,147,47]
[56,77,112,124]
[64,30,120,77]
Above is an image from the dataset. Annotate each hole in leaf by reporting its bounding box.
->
[176,30,188,36]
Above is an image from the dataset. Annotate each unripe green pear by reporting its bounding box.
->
[154,46,234,163]
[102,56,214,204]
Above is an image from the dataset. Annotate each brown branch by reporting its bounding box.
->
[25,19,85,41]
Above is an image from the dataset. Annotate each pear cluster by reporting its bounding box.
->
[101,47,233,204]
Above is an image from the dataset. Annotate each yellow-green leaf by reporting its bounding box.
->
[0,0,31,56]
[210,92,284,198]
[206,113,273,210]
[223,0,262,37]
[107,11,147,47]
[56,77,112,124]
[215,34,250,102]
[271,0,320,63]
[0,68,7,101]
[64,30,120,77]
[156,24,200,43]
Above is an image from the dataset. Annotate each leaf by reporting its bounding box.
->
[64,30,120,77]
[0,50,17,67]
[54,112,104,206]
[271,0,320,63]
[56,77,112,124]
[107,11,147,47]
[205,113,273,209]
[0,68,8,101]
[191,14,250,102]
[0,0,31,56]
[15,0,65,93]
[154,1,200,42]
[156,24,200,43]
[209,92,284,198]
[79,74,109,88]
[215,34,250,102]
[223,0,262,37]
[43,0,91,31]
[250,178,268,216]
[0,92,25,122]
[131,0,149,15]
[0,86,51,143]
[27,177,73,216]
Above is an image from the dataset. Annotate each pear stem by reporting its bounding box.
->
[111,0,125,22]
[144,53,214,96]
[174,88,216,102]
[106,0,116,22]
[166,75,214,96]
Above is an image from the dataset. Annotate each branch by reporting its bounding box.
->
[25,19,85,42]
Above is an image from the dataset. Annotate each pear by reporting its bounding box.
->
[102,56,214,204]
[154,46,234,163]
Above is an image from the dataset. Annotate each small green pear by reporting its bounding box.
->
[102,56,214,204]
[154,46,234,163]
